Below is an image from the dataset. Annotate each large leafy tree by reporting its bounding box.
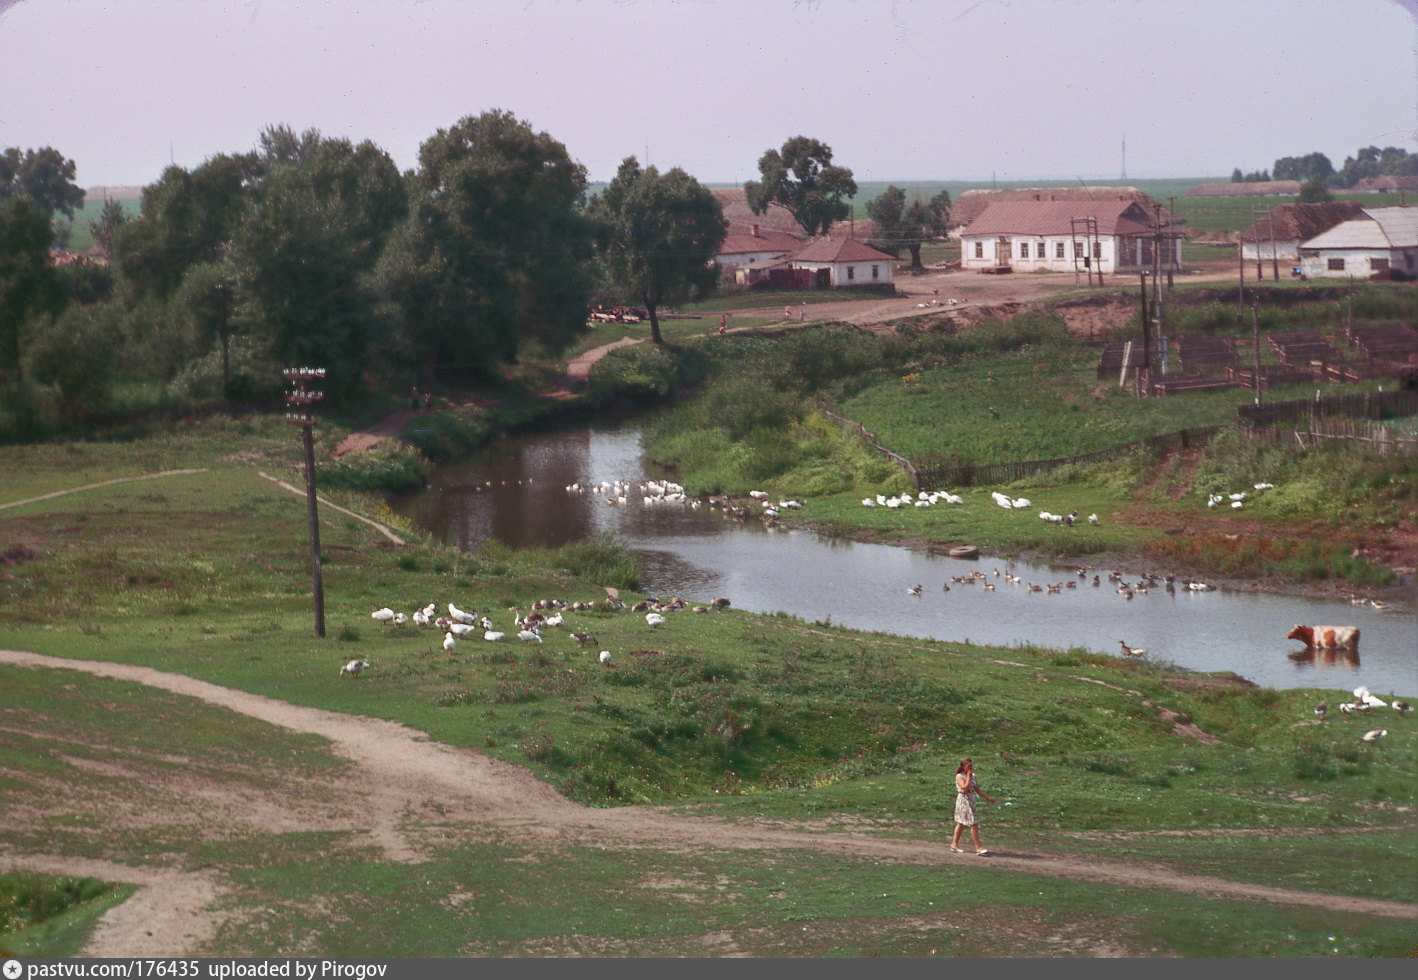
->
[866,186,951,270]
[381,110,593,377]
[0,146,86,219]
[112,152,258,301]
[1272,152,1334,184]
[588,157,726,345]
[0,195,67,384]
[744,136,857,237]
[232,135,406,399]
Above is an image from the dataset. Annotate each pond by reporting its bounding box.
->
[389,421,1416,697]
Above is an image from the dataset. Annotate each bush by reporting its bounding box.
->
[317,443,429,494]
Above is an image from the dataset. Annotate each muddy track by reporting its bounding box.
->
[2,649,1413,957]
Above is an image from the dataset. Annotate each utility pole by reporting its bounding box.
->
[1252,305,1263,407]
[1251,205,1266,280]
[1139,271,1153,396]
[1267,209,1280,282]
[215,281,231,401]
[284,367,326,638]
[1237,227,1246,327]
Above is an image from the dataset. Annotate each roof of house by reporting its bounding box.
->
[1352,175,1418,193]
[788,237,897,263]
[716,229,804,257]
[710,187,808,238]
[1185,181,1300,198]
[959,199,1161,238]
[1238,201,1366,243]
[949,187,1159,228]
[1301,207,1418,250]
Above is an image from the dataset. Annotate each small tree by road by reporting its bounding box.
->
[588,157,727,345]
[866,186,952,270]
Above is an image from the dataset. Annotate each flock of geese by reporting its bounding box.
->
[1313,686,1410,744]
[906,564,1217,605]
[352,591,732,678]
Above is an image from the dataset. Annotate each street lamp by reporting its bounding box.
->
[284,366,326,638]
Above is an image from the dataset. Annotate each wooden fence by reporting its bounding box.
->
[826,385,1418,493]
[1236,388,1418,432]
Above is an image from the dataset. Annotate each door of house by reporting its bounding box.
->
[996,237,1011,269]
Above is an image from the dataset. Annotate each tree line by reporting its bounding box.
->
[1,122,955,433]
[1231,145,1418,188]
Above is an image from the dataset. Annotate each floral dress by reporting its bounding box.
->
[954,773,979,825]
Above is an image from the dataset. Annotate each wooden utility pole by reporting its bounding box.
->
[1267,210,1281,282]
[1139,271,1153,396]
[284,367,326,638]
[1237,229,1246,326]
[1251,305,1263,407]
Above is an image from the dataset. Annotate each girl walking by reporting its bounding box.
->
[950,757,996,855]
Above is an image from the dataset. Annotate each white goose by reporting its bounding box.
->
[442,632,457,651]
[448,602,476,625]
[645,612,667,628]
[371,607,396,623]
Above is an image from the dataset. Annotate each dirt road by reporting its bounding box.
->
[2,649,1412,956]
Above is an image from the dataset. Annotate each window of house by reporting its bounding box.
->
[1055,242,1065,259]
[1371,257,1390,271]
[1020,242,1029,258]
[847,266,855,280]
[1073,241,1083,258]
[1093,242,1102,259]
[974,241,984,258]
[1328,257,1345,271]
[871,265,879,279]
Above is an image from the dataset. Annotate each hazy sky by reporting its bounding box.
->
[3,0,1416,189]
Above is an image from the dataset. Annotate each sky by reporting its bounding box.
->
[2,0,1416,190]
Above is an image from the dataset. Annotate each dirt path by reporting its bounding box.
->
[2,649,1412,956]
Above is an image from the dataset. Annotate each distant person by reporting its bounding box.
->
[411,386,420,412]
[799,305,806,321]
[719,313,727,335]
[950,757,996,855]
[423,390,433,412]
[785,305,792,319]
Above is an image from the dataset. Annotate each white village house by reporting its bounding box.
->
[783,236,896,289]
[1237,201,1365,268]
[958,198,1183,276]
[1298,207,1418,280]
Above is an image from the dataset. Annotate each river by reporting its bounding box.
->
[389,420,1416,697]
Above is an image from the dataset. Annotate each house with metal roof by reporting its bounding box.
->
[1238,201,1365,267]
[958,198,1182,275]
[1298,207,1418,280]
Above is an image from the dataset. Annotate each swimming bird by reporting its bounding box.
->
[907,584,923,597]
[442,632,457,651]
[1360,729,1388,743]
[371,607,396,623]
[339,659,371,678]
[1118,641,1146,658]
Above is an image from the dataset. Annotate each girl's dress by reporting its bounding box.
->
[954,774,978,825]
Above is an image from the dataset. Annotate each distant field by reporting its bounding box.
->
[56,194,141,254]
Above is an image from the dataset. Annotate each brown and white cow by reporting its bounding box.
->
[1286,624,1360,649]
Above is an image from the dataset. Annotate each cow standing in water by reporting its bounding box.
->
[1286,624,1360,649]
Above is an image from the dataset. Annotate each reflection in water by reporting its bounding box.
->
[1288,647,1361,670]
[389,421,1417,696]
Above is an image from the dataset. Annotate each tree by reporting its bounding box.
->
[745,136,857,237]
[866,186,951,270]
[1298,176,1333,203]
[232,135,406,398]
[1273,152,1334,184]
[588,157,726,345]
[0,146,86,219]
[0,195,67,385]
[383,110,594,376]
[175,261,239,400]
[112,153,258,301]
[88,199,130,260]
